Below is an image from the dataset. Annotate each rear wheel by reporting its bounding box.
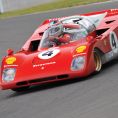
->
[94,50,102,72]
[12,86,30,92]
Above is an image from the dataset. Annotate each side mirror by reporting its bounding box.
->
[7,49,14,56]
[86,36,94,42]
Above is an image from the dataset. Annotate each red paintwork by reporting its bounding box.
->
[0,9,118,90]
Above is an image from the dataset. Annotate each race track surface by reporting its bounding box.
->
[0,1,118,118]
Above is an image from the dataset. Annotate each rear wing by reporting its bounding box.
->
[42,9,118,25]
[82,9,118,17]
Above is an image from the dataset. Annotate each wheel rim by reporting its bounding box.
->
[94,51,102,72]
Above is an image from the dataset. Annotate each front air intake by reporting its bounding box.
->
[16,74,69,86]
[28,76,56,84]
[16,81,28,86]
[57,74,69,79]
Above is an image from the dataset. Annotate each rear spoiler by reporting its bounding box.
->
[42,9,118,25]
[82,9,118,17]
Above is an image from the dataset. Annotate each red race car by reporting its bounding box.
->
[0,9,118,92]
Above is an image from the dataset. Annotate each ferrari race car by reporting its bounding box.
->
[0,9,118,91]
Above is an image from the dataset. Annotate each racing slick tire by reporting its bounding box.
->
[94,49,102,73]
[12,86,30,92]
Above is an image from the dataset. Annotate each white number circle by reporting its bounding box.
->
[110,31,118,50]
[38,48,60,59]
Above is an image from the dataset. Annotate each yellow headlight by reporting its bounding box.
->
[6,57,16,65]
[76,46,86,53]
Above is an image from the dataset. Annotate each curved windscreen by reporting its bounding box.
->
[61,16,96,32]
[39,17,95,49]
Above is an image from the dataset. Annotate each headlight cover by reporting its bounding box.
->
[71,56,85,71]
[2,68,16,82]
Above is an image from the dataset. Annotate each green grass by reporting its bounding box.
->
[0,0,108,19]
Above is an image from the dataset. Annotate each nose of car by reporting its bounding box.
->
[33,47,72,65]
[11,48,72,81]
[31,47,73,72]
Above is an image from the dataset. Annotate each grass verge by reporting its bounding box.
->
[0,0,108,19]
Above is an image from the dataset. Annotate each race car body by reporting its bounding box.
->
[0,9,118,91]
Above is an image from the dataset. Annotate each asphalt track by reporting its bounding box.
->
[0,1,118,118]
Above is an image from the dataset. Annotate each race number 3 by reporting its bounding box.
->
[110,31,118,50]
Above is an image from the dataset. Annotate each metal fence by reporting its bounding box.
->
[0,0,54,13]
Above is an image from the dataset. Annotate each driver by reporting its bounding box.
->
[49,33,71,47]
[48,23,71,46]
[58,34,70,43]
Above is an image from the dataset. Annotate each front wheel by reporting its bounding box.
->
[94,50,102,73]
[12,86,30,92]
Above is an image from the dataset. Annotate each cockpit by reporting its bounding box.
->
[39,16,95,48]
[23,13,107,52]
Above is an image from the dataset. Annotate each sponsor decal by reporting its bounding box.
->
[4,65,18,68]
[5,57,16,65]
[38,48,60,59]
[76,46,86,53]
[33,62,56,68]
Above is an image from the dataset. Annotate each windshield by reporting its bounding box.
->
[39,17,94,49]
[60,16,96,32]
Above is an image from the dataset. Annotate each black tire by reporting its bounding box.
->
[12,86,30,92]
[94,49,102,73]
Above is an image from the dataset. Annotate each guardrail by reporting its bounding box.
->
[0,0,54,13]
[0,0,4,13]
